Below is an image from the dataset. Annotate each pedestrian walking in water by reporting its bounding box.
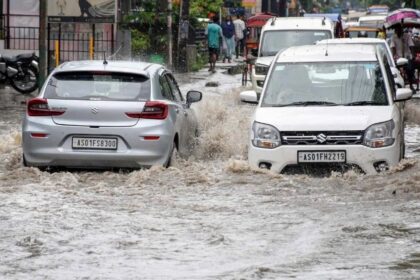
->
[391,24,415,90]
[221,15,235,63]
[205,15,223,73]
[233,14,246,59]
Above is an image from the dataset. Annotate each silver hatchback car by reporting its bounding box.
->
[22,60,202,169]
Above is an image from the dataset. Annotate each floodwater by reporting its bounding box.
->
[0,71,420,279]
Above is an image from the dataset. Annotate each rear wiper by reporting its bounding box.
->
[344,101,385,106]
[273,101,338,107]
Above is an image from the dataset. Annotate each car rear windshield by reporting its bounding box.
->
[262,62,389,107]
[260,30,332,57]
[347,31,378,38]
[45,71,151,101]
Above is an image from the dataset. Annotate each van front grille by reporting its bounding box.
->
[281,131,364,145]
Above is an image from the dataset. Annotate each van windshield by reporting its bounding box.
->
[260,30,332,57]
[45,71,151,101]
[262,62,389,107]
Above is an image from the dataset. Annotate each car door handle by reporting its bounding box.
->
[183,111,188,116]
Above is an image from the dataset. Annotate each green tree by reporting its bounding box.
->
[190,0,224,18]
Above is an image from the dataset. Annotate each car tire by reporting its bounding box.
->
[400,142,406,161]
[165,141,179,168]
[400,134,406,161]
[22,154,28,167]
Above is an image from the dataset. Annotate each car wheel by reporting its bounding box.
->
[22,154,28,167]
[400,135,406,161]
[165,141,179,168]
[400,142,406,161]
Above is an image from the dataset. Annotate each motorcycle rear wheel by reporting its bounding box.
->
[10,66,38,94]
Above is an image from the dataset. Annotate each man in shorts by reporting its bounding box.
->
[205,16,222,73]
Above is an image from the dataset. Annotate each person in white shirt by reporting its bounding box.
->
[390,24,415,89]
[233,15,246,59]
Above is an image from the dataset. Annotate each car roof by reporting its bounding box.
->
[276,44,378,63]
[317,38,386,45]
[358,15,386,21]
[344,25,381,31]
[54,60,163,76]
[262,17,334,32]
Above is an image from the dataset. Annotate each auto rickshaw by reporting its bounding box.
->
[344,26,382,38]
[242,13,274,85]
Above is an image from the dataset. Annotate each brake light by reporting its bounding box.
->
[143,136,160,140]
[31,133,48,138]
[27,98,65,117]
[126,101,168,120]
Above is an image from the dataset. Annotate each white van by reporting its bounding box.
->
[316,38,406,88]
[245,44,412,174]
[358,15,387,28]
[250,17,335,96]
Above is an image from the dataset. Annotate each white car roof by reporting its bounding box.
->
[317,38,386,45]
[55,60,161,76]
[276,44,378,63]
[358,15,386,22]
[262,17,335,32]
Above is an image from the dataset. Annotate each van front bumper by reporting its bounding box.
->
[248,143,401,174]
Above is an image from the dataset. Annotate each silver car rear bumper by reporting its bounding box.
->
[22,118,174,168]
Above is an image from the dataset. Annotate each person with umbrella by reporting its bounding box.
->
[390,23,415,90]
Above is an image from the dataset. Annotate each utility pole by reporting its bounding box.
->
[39,0,47,88]
[177,0,190,72]
[120,0,131,18]
[167,0,173,69]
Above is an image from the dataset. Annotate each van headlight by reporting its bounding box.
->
[252,122,281,149]
[255,64,269,75]
[363,120,395,148]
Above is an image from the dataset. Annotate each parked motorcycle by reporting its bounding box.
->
[0,53,38,94]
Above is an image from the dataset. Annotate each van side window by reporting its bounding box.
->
[159,75,174,101]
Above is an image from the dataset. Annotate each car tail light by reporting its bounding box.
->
[31,133,48,138]
[27,98,65,117]
[126,101,168,120]
[143,136,160,140]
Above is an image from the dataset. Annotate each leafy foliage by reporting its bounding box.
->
[190,0,224,18]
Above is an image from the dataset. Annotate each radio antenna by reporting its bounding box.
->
[103,52,108,65]
[325,39,329,56]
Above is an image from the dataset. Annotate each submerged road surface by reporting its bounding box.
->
[0,72,420,279]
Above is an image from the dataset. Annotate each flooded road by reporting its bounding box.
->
[0,72,420,279]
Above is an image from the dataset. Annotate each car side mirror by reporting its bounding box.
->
[240,90,258,104]
[186,90,202,105]
[396,58,408,67]
[390,67,398,78]
[395,88,413,101]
